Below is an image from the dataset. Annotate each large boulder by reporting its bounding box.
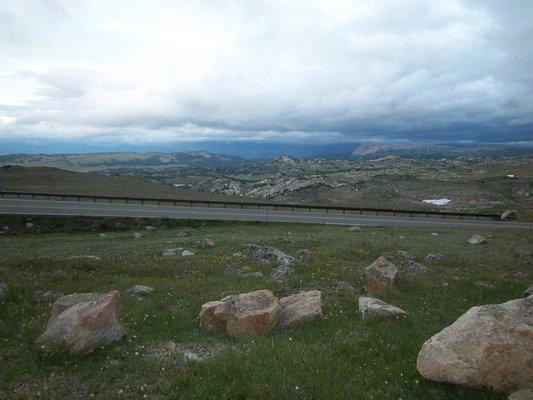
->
[501,210,518,221]
[358,296,406,319]
[469,234,487,245]
[362,256,398,293]
[36,291,125,355]
[244,244,297,267]
[417,296,533,393]
[199,290,280,337]
[277,290,323,329]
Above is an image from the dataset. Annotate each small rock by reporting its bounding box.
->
[200,238,215,249]
[25,222,34,228]
[426,253,443,261]
[199,290,280,337]
[243,272,264,279]
[232,252,243,258]
[358,296,406,319]
[508,389,533,400]
[98,233,107,238]
[36,291,125,355]
[397,250,414,259]
[184,266,197,275]
[148,341,226,364]
[181,250,194,257]
[162,248,181,257]
[175,229,187,237]
[126,285,154,297]
[474,280,496,289]
[64,255,101,262]
[362,256,398,294]
[35,290,64,303]
[330,281,356,294]
[0,283,7,299]
[244,244,297,267]
[522,285,533,298]
[469,234,487,245]
[133,232,142,239]
[348,226,362,231]
[430,232,440,236]
[501,210,518,221]
[277,290,323,329]
[272,265,295,281]
[144,225,156,231]
[398,260,427,273]
[296,249,311,261]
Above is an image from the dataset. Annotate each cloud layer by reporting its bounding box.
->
[1,0,532,146]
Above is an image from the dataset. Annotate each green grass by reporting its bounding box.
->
[0,220,531,399]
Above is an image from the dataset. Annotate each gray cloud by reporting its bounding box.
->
[0,0,531,146]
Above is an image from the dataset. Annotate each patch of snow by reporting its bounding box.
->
[423,198,451,206]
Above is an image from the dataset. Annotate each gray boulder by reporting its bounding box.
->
[277,290,323,329]
[358,296,406,319]
[469,234,487,245]
[244,244,297,267]
[417,296,533,393]
[199,290,280,337]
[36,291,125,355]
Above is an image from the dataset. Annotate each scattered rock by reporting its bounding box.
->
[277,290,323,329]
[296,249,312,261]
[272,265,295,281]
[199,290,280,337]
[200,238,215,249]
[397,250,414,260]
[398,260,427,273]
[416,296,533,393]
[36,291,125,355]
[469,234,487,245]
[501,210,518,221]
[358,296,406,319]
[181,250,194,257]
[126,285,154,297]
[330,281,356,295]
[35,290,64,303]
[362,256,398,294]
[133,232,142,239]
[508,389,533,400]
[474,280,496,289]
[0,283,7,299]
[523,285,533,298]
[426,253,443,261]
[243,272,264,279]
[64,255,101,262]
[162,248,180,257]
[175,229,187,237]
[244,244,297,267]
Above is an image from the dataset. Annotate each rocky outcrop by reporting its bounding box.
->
[244,244,297,267]
[277,291,323,329]
[417,296,533,393]
[358,296,406,319]
[362,256,398,293]
[199,290,280,337]
[469,234,487,245]
[36,291,125,355]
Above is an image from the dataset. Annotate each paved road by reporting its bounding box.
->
[0,198,531,229]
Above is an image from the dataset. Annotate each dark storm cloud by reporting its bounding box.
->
[0,0,531,145]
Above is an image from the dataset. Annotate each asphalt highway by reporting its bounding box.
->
[1,198,531,229]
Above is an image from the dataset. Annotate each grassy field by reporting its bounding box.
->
[0,219,531,399]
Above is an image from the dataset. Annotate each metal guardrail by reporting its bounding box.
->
[0,190,501,220]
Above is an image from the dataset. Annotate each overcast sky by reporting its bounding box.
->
[1,0,532,149]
